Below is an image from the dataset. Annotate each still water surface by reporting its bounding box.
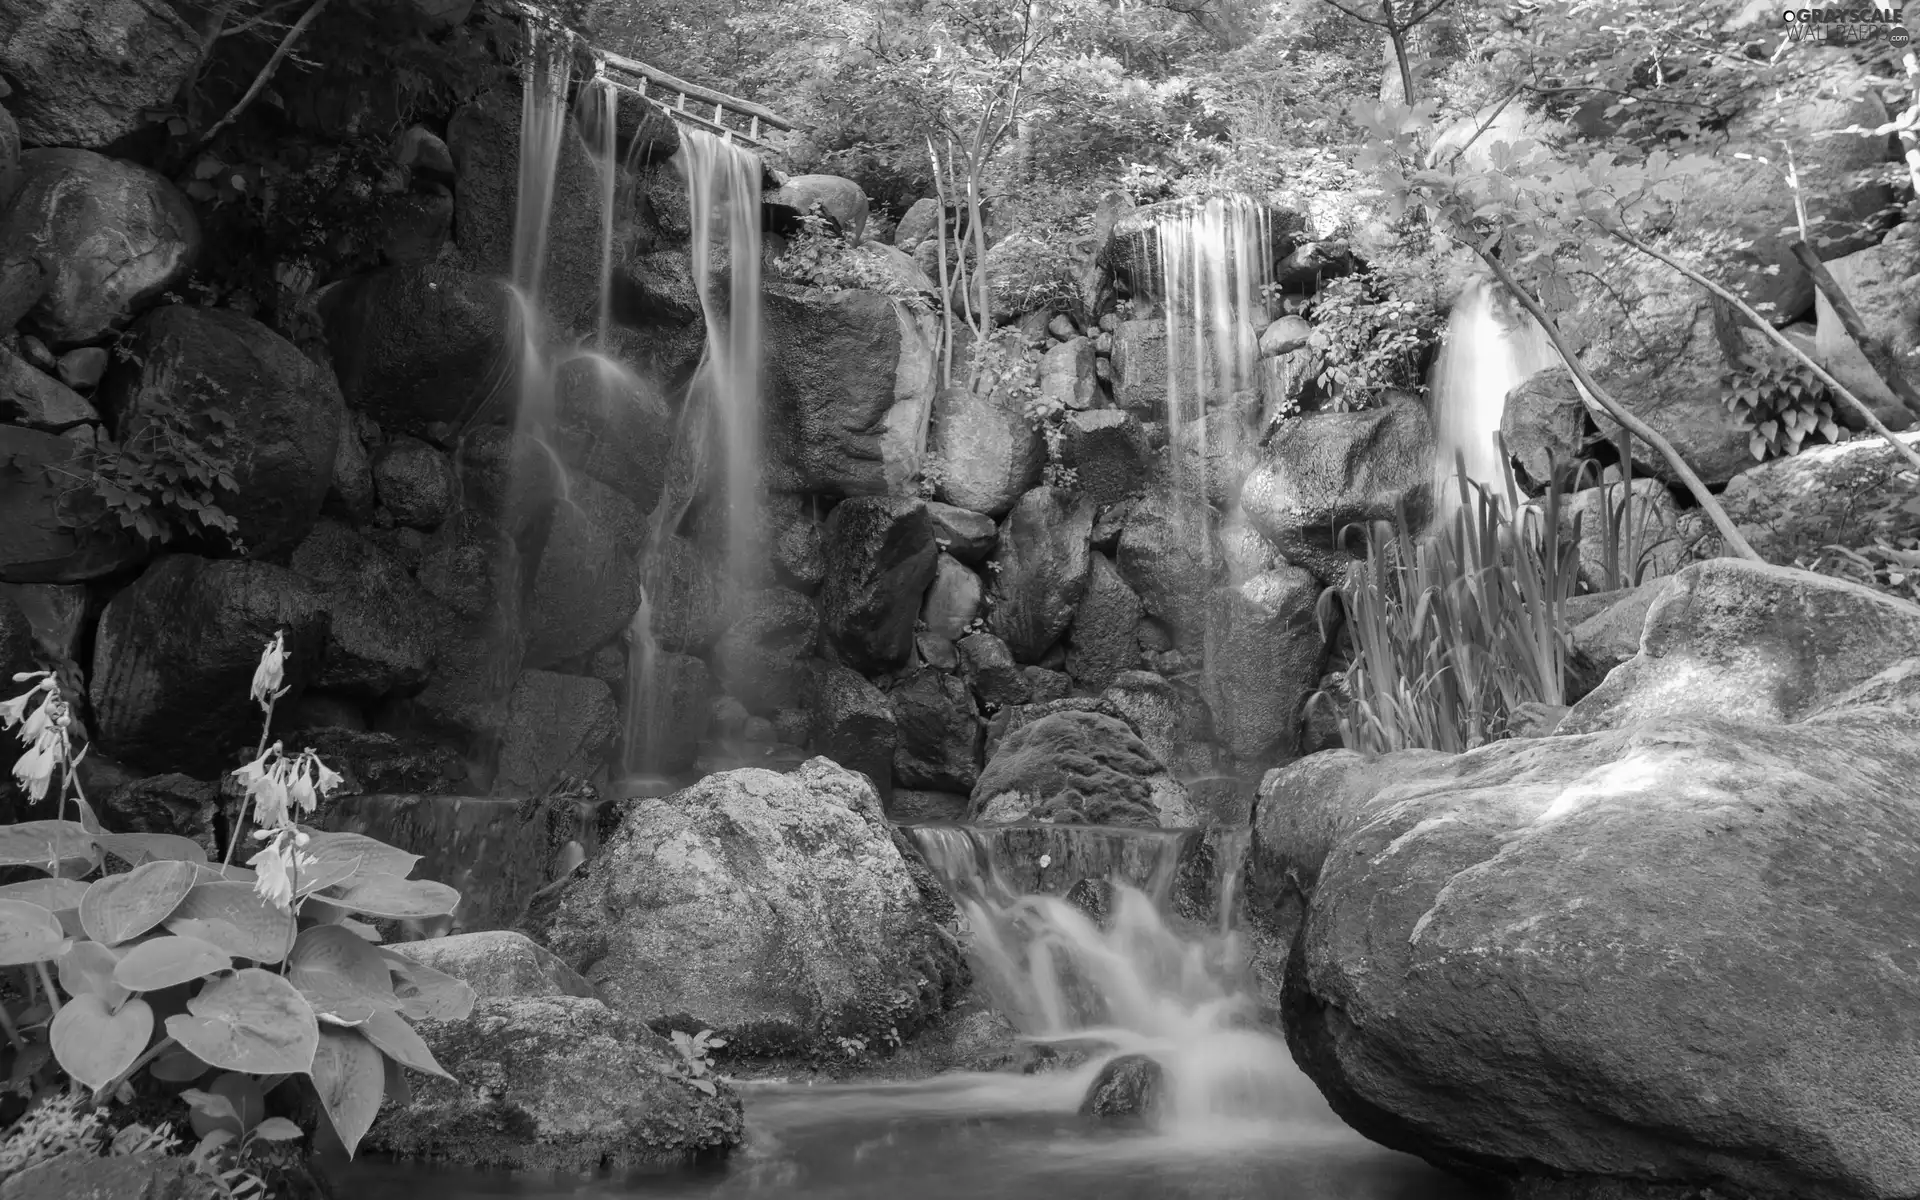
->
[333,1072,1484,1200]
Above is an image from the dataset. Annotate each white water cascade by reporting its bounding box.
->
[1428,277,1558,502]
[910,826,1344,1142]
[623,126,766,779]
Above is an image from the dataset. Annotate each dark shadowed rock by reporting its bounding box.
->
[763,289,938,497]
[988,487,1095,663]
[920,552,984,641]
[90,555,328,775]
[364,995,742,1171]
[928,386,1044,518]
[891,669,984,794]
[1065,553,1142,693]
[763,492,827,594]
[455,423,560,541]
[1501,367,1592,487]
[551,353,673,514]
[392,513,525,750]
[806,663,896,799]
[0,149,197,344]
[970,710,1195,829]
[321,263,513,437]
[1061,409,1149,507]
[643,534,725,655]
[1080,1053,1165,1120]
[958,631,1030,710]
[495,670,618,796]
[1241,399,1436,583]
[1115,490,1212,647]
[392,930,599,1000]
[327,416,376,523]
[925,500,997,563]
[0,1150,221,1200]
[372,435,458,530]
[526,475,645,668]
[0,425,145,584]
[626,651,712,776]
[531,759,965,1058]
[1202,566,1323,764]
[0,1,197,148]
[100,304,343,559]
[284,727,466,797]
[712,589,819,715]
[0,342,94,431]
[889,789,969,823]
[99,773,217,856]
[820,496,937,672]
[289,520,439,700]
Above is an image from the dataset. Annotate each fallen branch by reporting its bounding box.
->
[1788,239,1920,423]
[1609,225,1920,475]
[1473,244,1763,562]
[193,0,333,151]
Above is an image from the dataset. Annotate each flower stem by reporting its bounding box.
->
[34,962,59,1015]
[223,694,280,868]
[0,1001,23,1054]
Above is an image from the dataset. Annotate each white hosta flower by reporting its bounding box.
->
[248,830,318,913]
[12,730,60,802]
[0,672,51,730]
[250,631,287,707]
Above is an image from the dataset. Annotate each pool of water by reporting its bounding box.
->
[331,1069,1485,1200]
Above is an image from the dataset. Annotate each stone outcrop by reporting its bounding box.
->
[987,487,1096,662]
[970,710,1196,829]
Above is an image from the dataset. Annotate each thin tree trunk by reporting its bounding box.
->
[1475,247,1763,561]
[1611,226,1920,474]
[1788,240,1920,423]
[1383,3,1415,104]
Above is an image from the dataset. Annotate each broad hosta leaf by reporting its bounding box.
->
[191,864,257,885]
[292,856,362,900]
[165,882,296,964]
[0,899,67,966]
[80,860,198,946]
[113,935,232,992]
[50,995,152,1091]
[321,874,458,920]
[149,1042,211,1084]
[251,1117,304,1142]
[290,925,397,1026]
[383,952,475,1023]
[57,941,129,1007]
[0,878,90,912]
[309,1027,386,1158]
[94,833,208,867]
[165,968,319,1075]
[300,831,420,879]
[0,821,97,870]
[185,1072,266,1140]
[358,1009,451,1080]
[383,1051,412,1109]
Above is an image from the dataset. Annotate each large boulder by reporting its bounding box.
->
[1241,399,1436,583]
[1109,319,1168,413]
[495,670,618,796]
[1254,682,1920,1198]
[90,555,329,775]
[320,264,514,437]
[1202,566,1323,765]
[288,520,438,700]
[1716,430,1920,568]
[321,792,555,930]
[1064,552,1143,693]
[969,710,1197,829]
[711,588,819,714]
[987,487,1096,663]
[525,474,645,667]
[890,668,983,794]
[395,512,526,750]
[550,353,673,514]
[625,651,711,776]
[925,501,997,564]
[1811,225,1920,426]
[371,435,457,530]
[763,289,938,498]
[390,930,599,1001]
[926,385,1044,518]
[0,425,145,583]
[919,552,984,641]
[1115,490,1213,646]
[0,342,95,431]
[773,174,870,243]
[0,1,198,149]
[1060,409,1150,507]
[363,994,743,1171]
[819,496,937,672]
[532,758,966,1057]
[101,305,344,558]
[1499,367,1593,487]
[1560,557,1920,736]
[806,663,896,799]
[0,149,198,345]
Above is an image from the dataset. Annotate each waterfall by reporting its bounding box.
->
[1428,277,1558,501]
[910,825,1340,1138]
[623,126,766,779]
[583,76,620,350]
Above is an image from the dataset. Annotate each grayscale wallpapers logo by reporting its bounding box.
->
[1780,6,1912,42]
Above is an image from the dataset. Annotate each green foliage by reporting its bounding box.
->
[1724,360,1843,461]
[773,212,934,311]
[1565,451,1681,593]
[1300,271,1447,409]
[65,357,242,549]
[1311,455,1582,753]
[668,1029,727,1096]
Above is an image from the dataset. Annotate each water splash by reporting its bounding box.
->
[1428,277,1557,505]
[910,825,1340,1140]
[623,126,766,777]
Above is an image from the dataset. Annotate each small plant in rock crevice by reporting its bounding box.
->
[773,211,935,312]
[1723,359,1845,462]
[1297,271,1445,412]
[0,633,476,1182]
[668,1029,728,1097]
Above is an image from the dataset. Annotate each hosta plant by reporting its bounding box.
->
[0,632,475,1172]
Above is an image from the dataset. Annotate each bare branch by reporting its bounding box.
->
[194,0,333,150]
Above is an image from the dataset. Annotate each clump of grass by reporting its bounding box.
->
[1312,448,1583,754]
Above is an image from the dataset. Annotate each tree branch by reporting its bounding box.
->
[193,0,333,151]
[1609,225,1920,473]
[1790,240,1920,424]
[1473,243,1762,561]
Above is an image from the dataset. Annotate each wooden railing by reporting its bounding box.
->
[590,49,793,151]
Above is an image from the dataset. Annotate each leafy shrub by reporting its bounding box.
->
[1723,360,1844,461]
[1311,455,1582,753]
[1300,271,1446,411]
[0,635,474,1171]
[773,212,933,312]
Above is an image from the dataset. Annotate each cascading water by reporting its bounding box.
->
[623,127,766,779]
[1428,276,1558,502]
[910,825,1342,1141]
